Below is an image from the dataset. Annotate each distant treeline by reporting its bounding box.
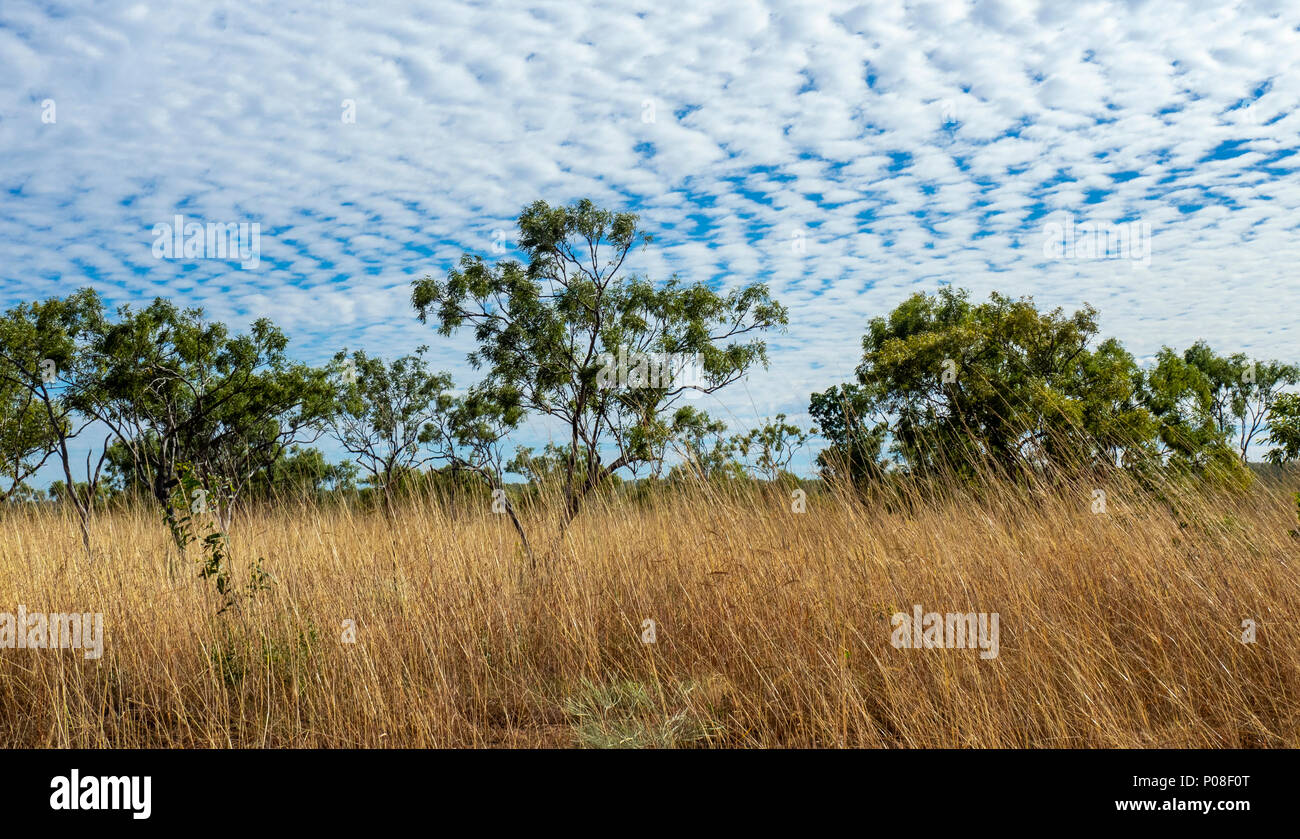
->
[3,200,1298,552]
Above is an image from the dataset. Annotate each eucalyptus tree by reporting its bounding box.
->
[73,298,336,532]
[808,383,888,487]
[1265,392,1300,466]
[1181,340,1299,461]
[665,405,742,482]
[0,289,109,547]
[1138,348,1239,474]
[412,198,787,534]
[0,367,55,502]
[328,347,453,516]
[731,413,809,482]
[820,287,1155,479]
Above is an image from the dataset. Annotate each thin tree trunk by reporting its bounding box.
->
[501,491,535,570]
[559,455,627,534]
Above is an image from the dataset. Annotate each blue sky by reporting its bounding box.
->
[2,0,1298,480]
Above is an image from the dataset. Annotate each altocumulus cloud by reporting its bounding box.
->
[2,0,1298,474]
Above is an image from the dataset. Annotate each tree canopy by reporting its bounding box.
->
[412,197,788,526]
[811,287,1285,486]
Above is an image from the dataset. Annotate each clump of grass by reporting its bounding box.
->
[561,678,723,748]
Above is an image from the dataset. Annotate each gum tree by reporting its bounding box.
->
[1138,347,1242,475]
[808,383,888,487]
[731,414,809,482]
[666,405,743,482]
[412,198,787,534]
[74,298,336,533]
[0,362,56,502]
[0,289,109,548]
[328,347,454,516]
[1181,341,1300,461]
[1265,392,1300,465]
[815,288,1156,479]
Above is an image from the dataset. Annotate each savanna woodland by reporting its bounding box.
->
[2,199,1298,747]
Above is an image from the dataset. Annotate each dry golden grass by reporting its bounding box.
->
[1,472,1298,748]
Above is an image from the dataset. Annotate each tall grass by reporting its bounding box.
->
[1,466,1297,747]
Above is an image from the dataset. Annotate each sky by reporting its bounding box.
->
[2,0,1298,480]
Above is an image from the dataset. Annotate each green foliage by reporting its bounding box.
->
[47,479,113,507]
[413,197,787,528]
[812,287,1274,489]
[664,406,745,482]
[0,378,54,501]
[824,287,1153,478]
[507,441,583,487]
[255,445,358,499]
[329,347,454,511]
[165,463,272,614]
[1265,393,1300,465]
[730,414,808,481]
[0,289,108,523]
[809,383,888,486]
[1182,341,1298,459]
[75,296,337,514]
[1140,348,1231,467]
[3,259,1296,554]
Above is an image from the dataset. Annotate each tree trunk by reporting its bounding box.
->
[501,491,535,570]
